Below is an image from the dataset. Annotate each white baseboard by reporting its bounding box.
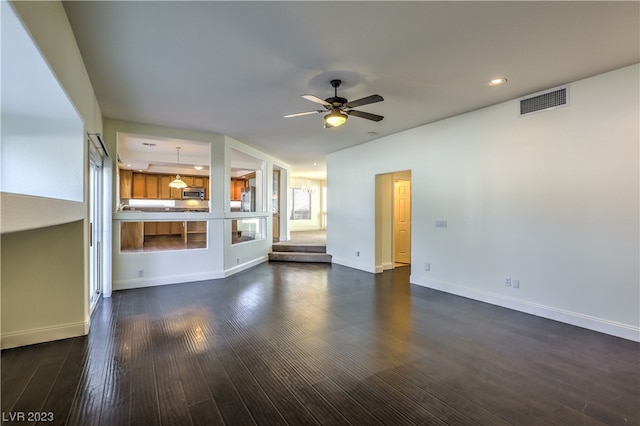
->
[411,275,640,342]
[224,255,268,276]
[114,270,226,290]
[375,262,395,273]
[1,321,88,350]
[333,257,376,274]
[113,257,270,290]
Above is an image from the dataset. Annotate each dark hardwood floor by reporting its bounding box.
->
[2,263,639,425]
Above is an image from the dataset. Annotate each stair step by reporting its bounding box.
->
[272,244,326,253]
[268,252,332,263]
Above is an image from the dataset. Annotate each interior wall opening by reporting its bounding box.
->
[375,170,412,272]
[117,133,211,214]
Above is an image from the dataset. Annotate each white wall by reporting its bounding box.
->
[1,0,85,233]
[375,173,394,271]
[1,0,103,349]
[2,117,83,203]
[328,64,639,341]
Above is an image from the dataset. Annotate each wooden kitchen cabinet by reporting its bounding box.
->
[128,172,210,200]
[145,175,159,199]
[144,221,184,237]
[203,177,209,200]
[171,186,182,200]
[144,222,157,236]
[131,173,167,199]
[171,221,184,235]
[230,178,245,200]
[192,176,205,187]
[132,174,146,198]
[120,170,133,199]
[159,175,173,199]
[121,222,143,251]
[156,222,171,235]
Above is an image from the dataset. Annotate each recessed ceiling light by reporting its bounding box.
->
[489,78,507,86]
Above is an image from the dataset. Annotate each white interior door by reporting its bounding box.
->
[394,179,411,264]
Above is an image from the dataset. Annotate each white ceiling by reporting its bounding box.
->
[117,133,211,175]
[62,1,639,179]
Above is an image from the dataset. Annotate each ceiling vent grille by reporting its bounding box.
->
[519,85,568,116]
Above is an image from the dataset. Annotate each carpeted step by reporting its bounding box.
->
[272,244,327,253]
[268,251,332,263]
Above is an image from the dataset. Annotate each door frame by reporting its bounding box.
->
[272,168,281,242]
[375,170,412,272]
[89,141,104,312]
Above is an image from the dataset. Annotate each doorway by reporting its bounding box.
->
[273,168,281,242]
[375,171,412,272]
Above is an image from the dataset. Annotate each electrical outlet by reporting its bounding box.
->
[138,269,144,278]
[236,257,240,264]
[356,251,360,257]
[513,279,520,289]
[505,277,511,287]
[425,262,430,271]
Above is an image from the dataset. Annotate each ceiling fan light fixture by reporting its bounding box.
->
[286,79,383,127]
[325,110,348,127]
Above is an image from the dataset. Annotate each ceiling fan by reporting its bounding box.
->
[284,79,384,128]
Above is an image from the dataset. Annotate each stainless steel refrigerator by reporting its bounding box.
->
[241,186,256,212]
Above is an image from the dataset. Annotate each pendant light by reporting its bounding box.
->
[169,146,187,188]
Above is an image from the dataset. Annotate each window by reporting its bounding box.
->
[231,218,265,244]
[230,148,265,212]
[120,221,207,252]
[290,188,311,220]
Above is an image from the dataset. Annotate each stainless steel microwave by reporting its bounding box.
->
[182,187,205,200]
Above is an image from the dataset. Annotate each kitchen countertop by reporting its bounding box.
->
[119,207,209,213]
[114,210,270,221]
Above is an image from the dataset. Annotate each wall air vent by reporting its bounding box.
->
[519,85,569,116]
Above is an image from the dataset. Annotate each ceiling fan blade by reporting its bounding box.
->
[283,110,324,118]
[347,109,384,122]
[302,94,331,106]
[345,94,384,109]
